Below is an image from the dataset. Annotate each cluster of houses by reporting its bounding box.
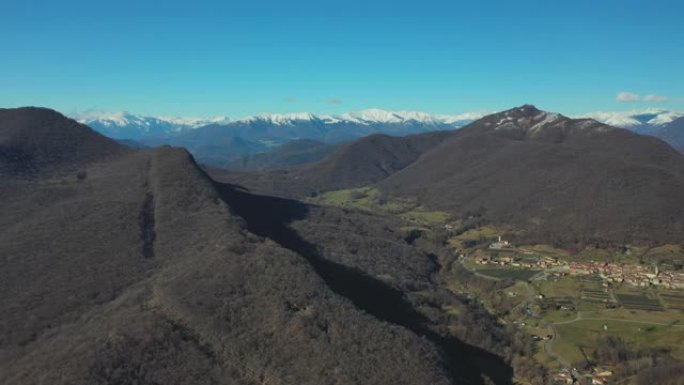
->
[471,241,684,289]
[473,254,565,270]
[568,261,684,289]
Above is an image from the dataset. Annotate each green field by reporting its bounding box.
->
[310,186,450,224]
[535,276,602,299]
[474,268,540,281]
[448,226,500,249]
[517,244,571,258]
[554,319,684,364]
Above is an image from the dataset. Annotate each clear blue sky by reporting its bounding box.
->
[1,0,682,117]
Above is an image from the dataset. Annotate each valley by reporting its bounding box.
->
[305,182,684,384]
[5,1,683,383]
[3,105,684,385]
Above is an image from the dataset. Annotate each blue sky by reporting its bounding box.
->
[1,0,682,117]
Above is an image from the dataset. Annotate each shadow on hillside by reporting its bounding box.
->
[216,182,513,385]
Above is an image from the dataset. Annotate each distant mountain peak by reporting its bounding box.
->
[462,105,616,140]
[238,112,319,125]
[577,108,684,129]
[72,108,487,141]
[0,107,124,174]
[234,108,487,126]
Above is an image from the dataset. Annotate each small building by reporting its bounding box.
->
[489,236,514,250]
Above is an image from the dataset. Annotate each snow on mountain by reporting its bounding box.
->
[577,111,643,128]
[436,111,489,125]
[155,115,233,127]
[576,109,684,153]
[577,109,684,129]
[238,112,319,125]
[75,110,231,129]
[73,108,482,138]
[234,108,484,126]
[73,110,232,139]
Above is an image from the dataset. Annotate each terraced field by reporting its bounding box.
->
[581,289,611,303]
[661,293,684,311]
[616,293,664,311]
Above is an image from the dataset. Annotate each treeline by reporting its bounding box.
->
[594,336,684,385]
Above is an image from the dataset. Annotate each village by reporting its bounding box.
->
[459,237,684,384]
[468,237,684,289]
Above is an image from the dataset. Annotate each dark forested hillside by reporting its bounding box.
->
[380,105,684,246]
[211,130,455,197]
[0,108,512,385]
[298,131,455,191]
[0,107,125,175]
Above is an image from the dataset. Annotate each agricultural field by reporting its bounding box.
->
[534,276,602,299]
[473,267,540,281]
[309,187,386,211]
[448,226,500,249]
[580,289,612,303]
[615,292,664,311]
[517,244,571,259]
[660,292,684,311]
[553,319,684,364]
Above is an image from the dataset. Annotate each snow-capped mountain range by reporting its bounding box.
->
[72,108,486,167]
[576,108,684,132]
[75,107,683,139]
[74,108,485,139]
[73,111,232,139]
[72,107,683,168]
[576,109,684,153]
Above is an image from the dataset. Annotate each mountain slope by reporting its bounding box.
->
[300,131,456,191]
[0,107,124,175]
[1,107,506,385]
[657,116,684,153]
[581,109,684,152]
[380,105,684,246]
[172,133,269,167]
[225,139,340,171]
[211,130,456,197]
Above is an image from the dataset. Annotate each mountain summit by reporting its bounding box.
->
[458,105,613,141]
[378,105,684,246]
[0,107,124,175]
